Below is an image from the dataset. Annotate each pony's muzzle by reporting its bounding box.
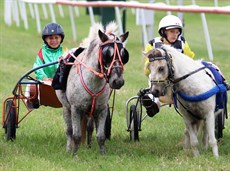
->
[150,85,167,97]
[151,89,161,97]
[110,78,124,89]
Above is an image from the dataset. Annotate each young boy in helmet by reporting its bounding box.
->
[33,22,66,85]
[142,15,195,117]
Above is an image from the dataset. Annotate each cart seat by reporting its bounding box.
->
[39,83,62,108]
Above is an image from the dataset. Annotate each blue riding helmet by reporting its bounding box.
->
[42,23,65,43]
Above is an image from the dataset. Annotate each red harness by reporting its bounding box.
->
[78,64,108,117]
[64,38,124,117]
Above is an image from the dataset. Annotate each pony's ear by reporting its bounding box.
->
[142,51,147,57]
[142,50,152,58]
[119,31,129,43]
[98,30,108,42]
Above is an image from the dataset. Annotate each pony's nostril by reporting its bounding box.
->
[152,89,160,97]
[115,79,124,86]
[111,79,124,89]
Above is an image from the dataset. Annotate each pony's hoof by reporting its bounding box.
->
[100,150,106,155]
[66,146,72,153]
[99,147,106,155]
[193,151,200,157]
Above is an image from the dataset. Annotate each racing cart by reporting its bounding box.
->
[2,61,62,140]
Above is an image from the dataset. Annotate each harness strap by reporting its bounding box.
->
[172,66,207,84]
[78,64,107,118]
[109,89,116,120]
[173,95,204,120]
[70,51,104,78]
[177,84,227,102]
[171,66,213,120]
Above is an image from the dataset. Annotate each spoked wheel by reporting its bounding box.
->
[215,110,225,140]
[129,105,139,141]
[4,99,17,141]
[104,105,111,140]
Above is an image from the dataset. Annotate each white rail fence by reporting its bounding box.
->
[4,0,230,60]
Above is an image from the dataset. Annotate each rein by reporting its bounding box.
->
[172,66,207,84]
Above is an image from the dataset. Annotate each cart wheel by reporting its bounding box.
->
[129,105,139,141]
[4,100,16,141]
[104,105,111,140]
[215,110,225,140]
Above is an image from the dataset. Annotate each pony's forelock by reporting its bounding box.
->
[105,21,118,35]
[81,22,119,48]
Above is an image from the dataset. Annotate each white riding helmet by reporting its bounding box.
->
[158,15,183,38]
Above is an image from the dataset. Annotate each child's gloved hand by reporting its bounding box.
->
[42,78,53,85]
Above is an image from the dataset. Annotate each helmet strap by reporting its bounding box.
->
[163,29,178,44]
[165,37,176,44]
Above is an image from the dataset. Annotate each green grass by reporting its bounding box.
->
[1,1,230,170]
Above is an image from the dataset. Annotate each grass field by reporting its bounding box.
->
[0,0,230,170]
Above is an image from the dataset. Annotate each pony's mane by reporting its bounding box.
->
[161,44,204,67]
[80,23,104,47]
[104,21,118,36]
[161,45,193,61]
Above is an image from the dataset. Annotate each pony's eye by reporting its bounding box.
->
[102,46,114,64]
[158,66,164,73]
[120,48,129,64]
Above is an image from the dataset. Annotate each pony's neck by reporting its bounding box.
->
[170,52,215,94]
[172,53,202,78]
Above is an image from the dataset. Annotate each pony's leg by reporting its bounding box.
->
[205,113,219,157]
[183,127,190,149]
[87,117,94,148]
[184,119,200,157]
[62,106,73,152]
[71,106,82,153]
[95,108,107,155]
[201,121,209,150]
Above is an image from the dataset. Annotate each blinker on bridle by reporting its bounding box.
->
[99,39,126,81]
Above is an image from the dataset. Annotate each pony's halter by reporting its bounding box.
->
[99,37,126,81]
[148,49,174,86]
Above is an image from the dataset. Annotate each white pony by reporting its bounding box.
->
[144,45,228,157]
[56,22,129,155]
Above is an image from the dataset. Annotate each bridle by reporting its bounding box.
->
[148,49,174,88]
[99,37,126,82]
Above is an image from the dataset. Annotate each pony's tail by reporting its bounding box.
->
[81,116,87,144]
[81,115,94,146]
